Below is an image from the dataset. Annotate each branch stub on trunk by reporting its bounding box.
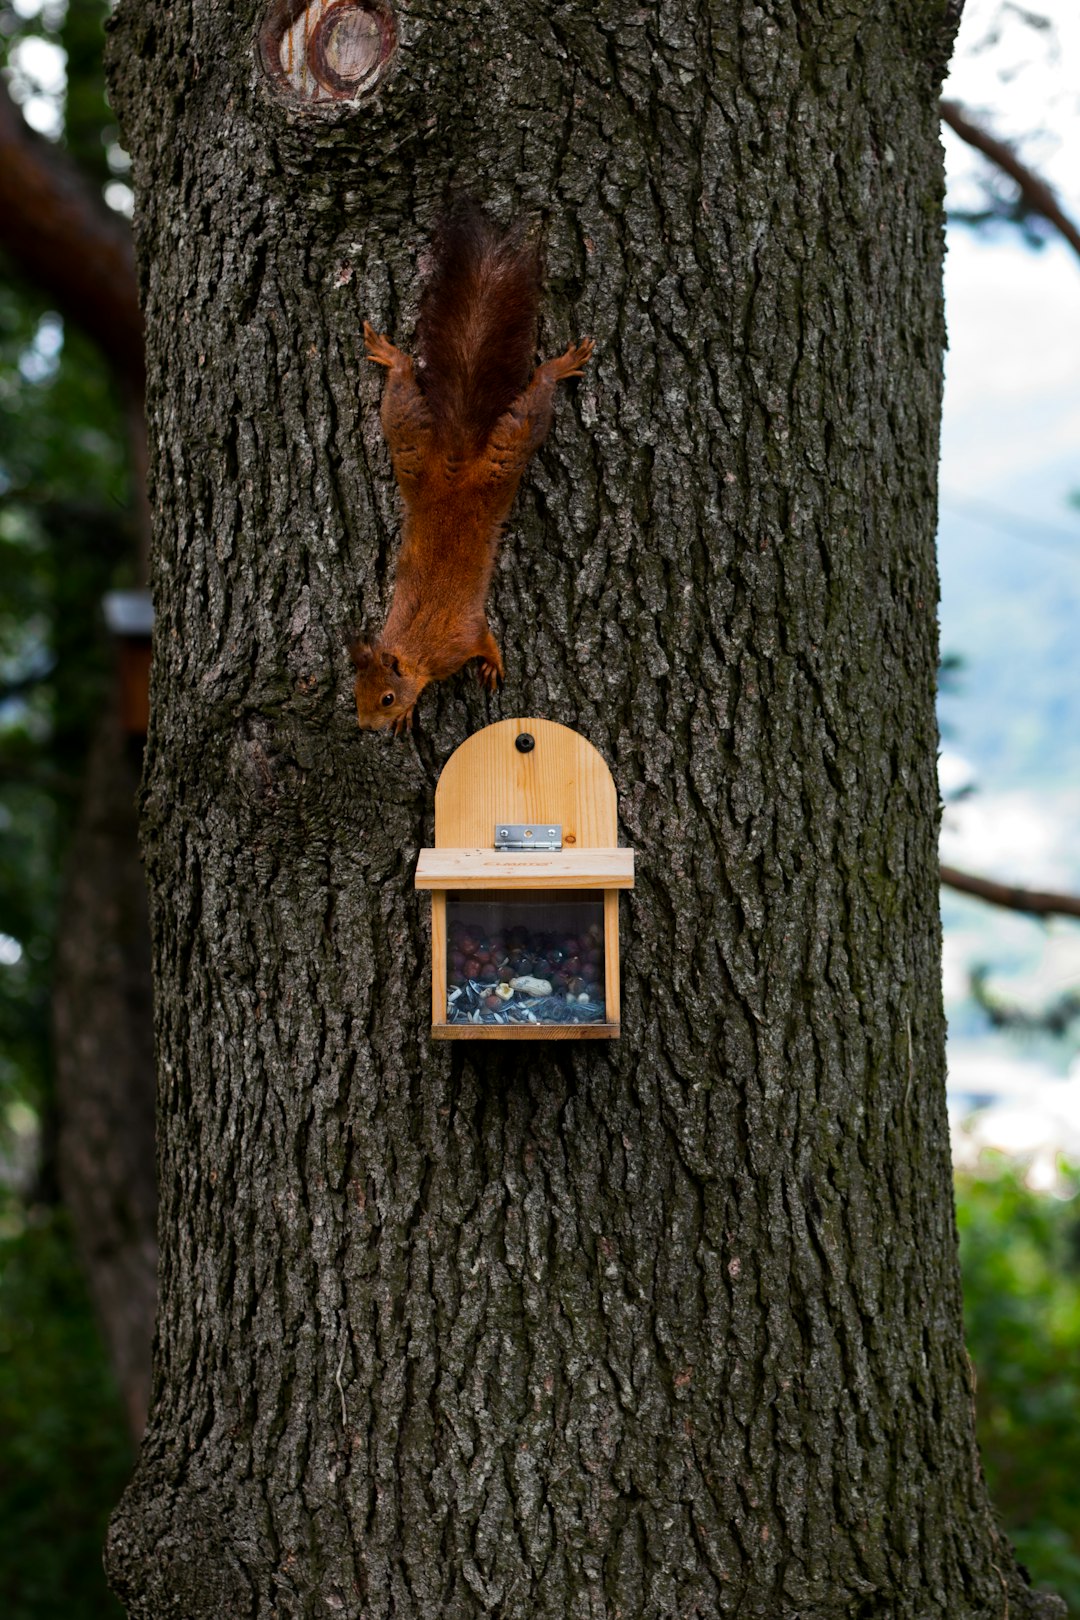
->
[258,0,397,105]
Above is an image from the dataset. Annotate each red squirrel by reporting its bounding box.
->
[352,202,593,733]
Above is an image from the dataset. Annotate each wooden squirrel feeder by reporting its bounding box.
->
[415,718,634,1040]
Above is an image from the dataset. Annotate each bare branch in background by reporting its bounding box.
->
[941,96,1080,264]
[940,863,1080,920]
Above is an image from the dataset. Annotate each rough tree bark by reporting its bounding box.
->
[101,1,1061,1616]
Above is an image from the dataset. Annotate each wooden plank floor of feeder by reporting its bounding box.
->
[432,1023,621,1041]
[434,717,618,850]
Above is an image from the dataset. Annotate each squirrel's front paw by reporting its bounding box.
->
[391,706,415,736]
[477,657,504,694]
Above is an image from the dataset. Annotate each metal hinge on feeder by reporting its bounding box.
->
[494,824,563,851]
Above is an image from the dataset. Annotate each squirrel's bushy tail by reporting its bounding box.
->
[415,199,541,456]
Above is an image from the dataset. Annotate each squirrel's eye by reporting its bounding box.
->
[380,691,395,708]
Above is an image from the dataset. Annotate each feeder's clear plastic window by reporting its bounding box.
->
[446,891,606,1026]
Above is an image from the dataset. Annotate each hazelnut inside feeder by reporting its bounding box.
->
[415,718,635,1040]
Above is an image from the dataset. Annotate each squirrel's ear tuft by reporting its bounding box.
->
[349,641,373,671]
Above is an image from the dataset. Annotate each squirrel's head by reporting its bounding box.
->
[350,642,426,732]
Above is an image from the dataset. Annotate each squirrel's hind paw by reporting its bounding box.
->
[364,323,403,369]
[550,337,594,380]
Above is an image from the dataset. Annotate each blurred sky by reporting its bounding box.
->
[939,0,1080,1176]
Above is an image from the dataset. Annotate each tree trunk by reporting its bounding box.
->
[102,1,1061,1616]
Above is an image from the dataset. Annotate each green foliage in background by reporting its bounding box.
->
[0,269,132,1153]
[0,0,133,1135]
[957,1162,1080,1613]
[0,1198,130,1620]
[0,19,138,1618]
